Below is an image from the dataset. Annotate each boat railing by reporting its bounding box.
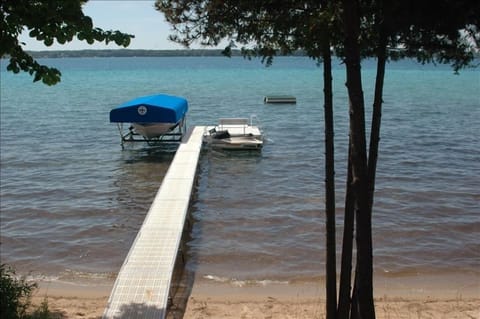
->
[249,114,261,128]
[218,118,250,135]
[218,118,249,126]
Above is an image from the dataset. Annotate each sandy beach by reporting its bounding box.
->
[181,295,480,319]
[31,278,479,319]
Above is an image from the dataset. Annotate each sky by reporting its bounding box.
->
[19,1,193,51]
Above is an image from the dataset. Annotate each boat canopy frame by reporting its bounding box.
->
[115,117,187,149]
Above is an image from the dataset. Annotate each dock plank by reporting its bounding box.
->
[103,126,204,319]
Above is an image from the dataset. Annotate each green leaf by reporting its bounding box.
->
[33,72,42,82]
[57,34,66,44]
[82,16,93,29]
[44,37,54,46]
[94,33,105,42]
[29,29,38,37]
[114,37,124,46]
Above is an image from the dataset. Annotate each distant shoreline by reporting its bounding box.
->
[3,49,477,60]
[17,49,307,59]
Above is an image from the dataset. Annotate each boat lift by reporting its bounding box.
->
[110,94,189,149]
[115,118,187,149]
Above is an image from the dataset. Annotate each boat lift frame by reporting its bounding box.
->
[116,118,187,149]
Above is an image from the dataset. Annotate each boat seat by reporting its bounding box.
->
[212,130,230,139]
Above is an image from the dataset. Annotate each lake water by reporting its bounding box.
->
[1,56,479,289]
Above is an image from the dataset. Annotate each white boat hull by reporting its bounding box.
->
[206,136,263,150]
[203,117,264,150]
[132,122,177,139]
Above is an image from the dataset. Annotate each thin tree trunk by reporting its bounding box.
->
[367,13,387,213]
[342,0,375,317]
[337,144,355,319]
[323,32,337,319]
[350,266,359,319]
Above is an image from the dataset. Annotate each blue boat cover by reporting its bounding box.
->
[110,94,188,123]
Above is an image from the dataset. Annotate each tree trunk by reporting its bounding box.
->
[323,33,337,319]
[342,0,375,318]
[337,144,355,319]
[367,10,387,213]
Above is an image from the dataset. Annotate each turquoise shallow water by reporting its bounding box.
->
[0,56,479,285]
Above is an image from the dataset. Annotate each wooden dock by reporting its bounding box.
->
[103,126,205,319]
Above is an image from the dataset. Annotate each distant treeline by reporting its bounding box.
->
[17,49,480,59]
[25,49,308,59]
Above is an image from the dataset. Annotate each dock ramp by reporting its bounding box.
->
[103,126,204,319]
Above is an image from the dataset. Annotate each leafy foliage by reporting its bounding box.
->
[0,264,37,319]
[156,0,479,70]
[156,1,341,64]
[29,299,55,319]
[367,0,480,72]
[1,0,134,85]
